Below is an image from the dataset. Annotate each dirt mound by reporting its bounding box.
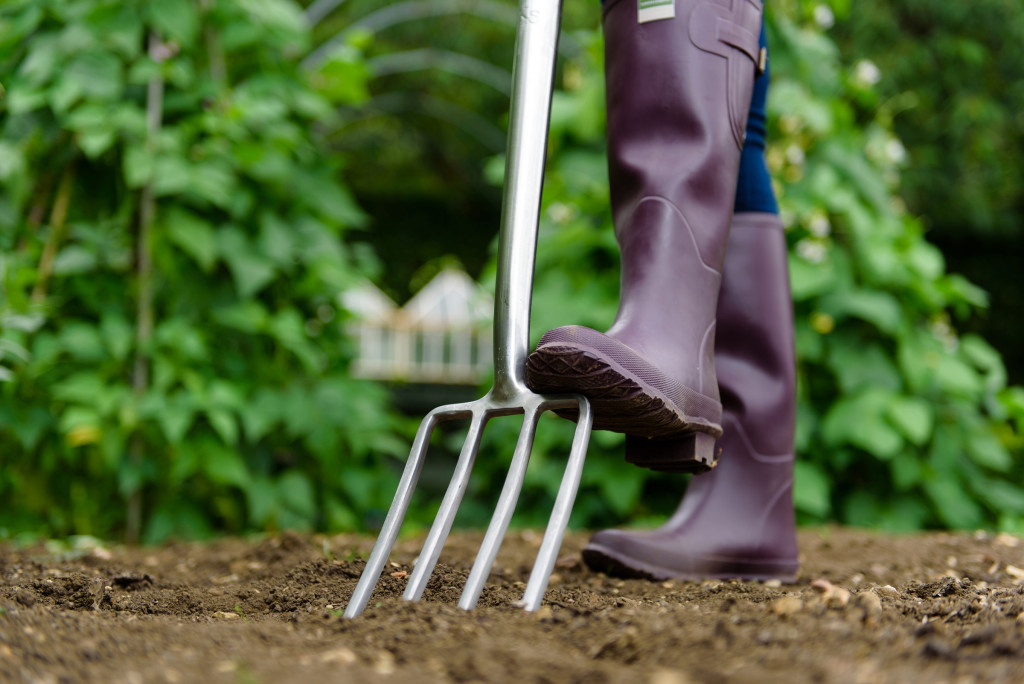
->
[2,528,1024,683]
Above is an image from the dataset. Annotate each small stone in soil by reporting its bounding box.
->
[876,585,899,599]
[648,668,691,684]
[771,596,803,616]
[854,591,882,617]
[824,586,851,608]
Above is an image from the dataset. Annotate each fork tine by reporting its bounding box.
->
[519,396,592,611]
[403,410,489,602]
[458,402,541,610]
[344,406,453,618]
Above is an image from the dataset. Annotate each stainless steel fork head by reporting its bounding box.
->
[343,0,577,620]
[343,389,591,618]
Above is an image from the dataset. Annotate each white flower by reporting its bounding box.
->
[548,202,574,224]
[854,60,882,87]
[814,4,835,29]
[885,138,907,164]
[796,239,827,264]
[808,214,831,237]
[785,144,806,166]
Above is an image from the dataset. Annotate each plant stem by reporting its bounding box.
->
[127,32,165,545]
[30,165,75,304]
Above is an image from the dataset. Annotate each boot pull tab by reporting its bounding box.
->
[688,0,764,149]
[689,0,762,65]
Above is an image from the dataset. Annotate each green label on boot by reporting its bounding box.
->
[638,0,674,23]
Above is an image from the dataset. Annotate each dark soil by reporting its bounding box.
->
[3,528,1024,683]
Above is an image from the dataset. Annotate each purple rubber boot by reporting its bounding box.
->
[582,212,799,581]
[526,0,765,473]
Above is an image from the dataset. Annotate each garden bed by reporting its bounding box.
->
[2,528,1023,683]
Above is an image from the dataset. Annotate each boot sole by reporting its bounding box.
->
[582,541,798,583]
[526,340,720,472]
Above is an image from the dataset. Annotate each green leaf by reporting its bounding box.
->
[170,441,202,483]
[7,407,52,450]
[973,479,1024,515]
[217,226,276,298]
[143,501,213,544]
[278,470,315,518]
[240,389,280,443]
[933,354,984,399]
[151,155,192,196]
[314,47,371,105]
[827,338,901,394]
[58,406,101,433]
[188,160,236,209]
[164,207,218,272]
[86,3,143,58]
[203,444,250,488]
[123,145,155,188]
[59,321,106,362]
[793,461,831,517]
[339,468,377,512]
[293,170,367,227]
[52,245,98,276]
[821,389,904,459]
[787,257,838,300]
[819,289,902,334]
[19,33,59,85]
[65,51,124,101]
[245,477,278,527]
[890,453,923,491]
[213,301,269,334]
[258,211,296,268]
[207,408,239,446]
[159,393,196,445]
[923,476,984,530]
[842,491,884,528]
[964,427,1012,473]
[146,0,199,45]
[52,372,105,404]
[596,463,645,516]
[885,396,933,446]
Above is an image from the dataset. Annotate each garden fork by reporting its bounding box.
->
[343,0,591,618]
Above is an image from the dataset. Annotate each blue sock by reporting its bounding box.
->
[734,22,779,215]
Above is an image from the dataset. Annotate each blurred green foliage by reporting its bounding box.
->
[0,0,409,542]
[1,0,1023,543]
[831,0,1024,238]
[830,0,1024,390]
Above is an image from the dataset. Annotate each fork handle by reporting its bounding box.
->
[491,0,563,400]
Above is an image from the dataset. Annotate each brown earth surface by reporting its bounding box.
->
[2,527,1024,684]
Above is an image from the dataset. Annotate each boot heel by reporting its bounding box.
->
[625,431,718,474]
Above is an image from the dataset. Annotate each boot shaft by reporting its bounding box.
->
[603,0,764,268]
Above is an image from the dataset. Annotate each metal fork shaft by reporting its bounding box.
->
[491,0,563,399]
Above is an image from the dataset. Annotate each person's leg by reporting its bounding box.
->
[526,0,765,473]
[582,24,800,581]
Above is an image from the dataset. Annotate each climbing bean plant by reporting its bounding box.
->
[0,0,408,542]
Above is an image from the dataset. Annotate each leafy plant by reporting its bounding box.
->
[0,0,406,542]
